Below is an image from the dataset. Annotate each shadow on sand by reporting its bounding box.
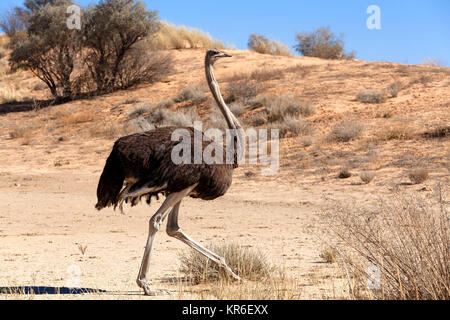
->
[0,286,107,295]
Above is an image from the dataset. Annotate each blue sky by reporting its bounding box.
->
[1,0,449,65]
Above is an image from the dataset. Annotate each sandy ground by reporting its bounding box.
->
[0,48,449,299]
[0,166,345,299]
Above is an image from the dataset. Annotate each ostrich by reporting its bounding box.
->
[95,49,244,295]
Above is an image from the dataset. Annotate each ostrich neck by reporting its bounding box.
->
[205,61,242,131]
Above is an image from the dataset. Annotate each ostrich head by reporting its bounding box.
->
[206,49,232,65]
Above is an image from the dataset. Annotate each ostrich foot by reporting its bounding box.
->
[136,279,171,296]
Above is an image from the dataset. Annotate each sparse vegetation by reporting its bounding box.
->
[0,85,31,103]
[179,243,273,284]
[248,33,292,56]
[249,68,284,82]
[174,86,207,104]
[329,121,364,142]
[385,81,403,98]
[408,168,429,184]
[358,171,375,184]
[225,81,260,104]
[147,108,199,127]
[338,168,352,179]
[0,9,25,37]
[150,22,228,50]
[378,124,414,141]
[298,136,314,147]
[128,102,152,119]
[422,126,450,139]
[320,247,337,263]
[331,188,449,299]
[422,58,447,68]
[277,116,310,138]
[294,27,355,60]
[357,89,386,104]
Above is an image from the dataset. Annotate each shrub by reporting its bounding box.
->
[248,33,292,56]
[81,0,163,94]
[329,121,364,142]
[294,27,355,60]
[331,188,449,299]
[408,168,429,184]
[357,89,386,104]
[179,243,273,284]
[9,0,170,100]
[9,0,80,99]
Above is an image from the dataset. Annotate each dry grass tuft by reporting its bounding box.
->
[330,186,449,299]
[225,81,260,104]
[128,102,152,119]
[329,121,364,142]
[358,171,375,184]
[0,85,31,103]
[407,168,429,184]
[320,247,337,263]
[277,116,310,138]
[257,94,313,122]
[377,124,415,141]
[357,89,386,104]
[58,111,96,126]
[147,108,199,127]
[249,68,284,82]
[150,22,229,50]
[248,33,292,56]
[174,86,207,104]
[179,243,273,284]
[298,136,314,147]
[385,81,403,98]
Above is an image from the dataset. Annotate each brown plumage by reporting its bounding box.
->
[95,126,234,211]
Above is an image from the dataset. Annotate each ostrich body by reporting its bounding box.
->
[95,50,242,295]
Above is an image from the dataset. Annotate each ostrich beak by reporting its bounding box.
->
[217,52,232,58]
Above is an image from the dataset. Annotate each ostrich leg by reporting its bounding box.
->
[136,185,197,296]
[166,202,242,281]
